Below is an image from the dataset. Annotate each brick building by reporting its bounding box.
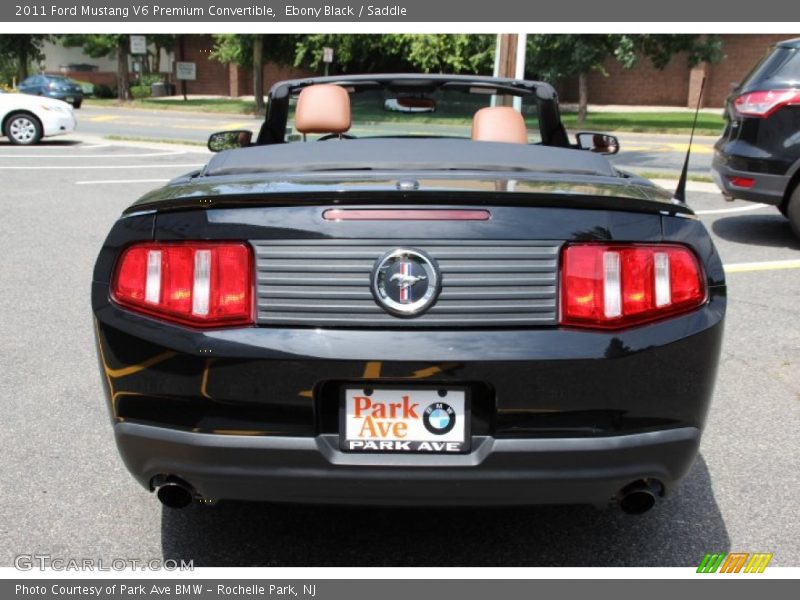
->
[558,34,800,108]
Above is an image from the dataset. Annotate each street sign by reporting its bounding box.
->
[323,47,334,63]
[130,35,147,55]
[175,62,197,81]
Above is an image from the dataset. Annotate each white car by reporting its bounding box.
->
[0,90,76,145]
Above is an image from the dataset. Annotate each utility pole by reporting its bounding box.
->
[492,34,526,108]
[494,34,518,80]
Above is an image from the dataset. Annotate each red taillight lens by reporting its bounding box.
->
[727,176,755,188]
[733,89,800,118]
[111,242,253,328]
[561,244,706,329]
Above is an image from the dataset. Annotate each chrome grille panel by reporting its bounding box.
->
[252,240,561,327]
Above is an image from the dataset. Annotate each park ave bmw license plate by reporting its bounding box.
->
[341,387,469,453]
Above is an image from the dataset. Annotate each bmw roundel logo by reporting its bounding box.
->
[423,402,456,435]
[372,248,440,317]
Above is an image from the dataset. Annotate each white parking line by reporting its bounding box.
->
[0,164,203,170]
[0,150,187,158]
[76,179,171,185]
[695,203,770,215]
[724,259,800,274]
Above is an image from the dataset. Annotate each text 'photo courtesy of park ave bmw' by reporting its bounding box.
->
[92,71,724,515]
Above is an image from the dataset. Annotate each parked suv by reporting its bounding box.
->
[712,37,800,237]
[17,74,83,108]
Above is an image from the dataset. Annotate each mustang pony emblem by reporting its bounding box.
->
[390,271,427,290]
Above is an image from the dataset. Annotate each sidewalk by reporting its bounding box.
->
[560,103,724,114]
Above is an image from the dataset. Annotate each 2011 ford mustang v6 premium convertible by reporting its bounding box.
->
[92,75,725,514]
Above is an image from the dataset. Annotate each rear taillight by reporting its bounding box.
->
[561,244,706,329]
[111,242,253,328]
[733,89,800,118]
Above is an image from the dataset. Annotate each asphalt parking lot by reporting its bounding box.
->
[1,134,798,568]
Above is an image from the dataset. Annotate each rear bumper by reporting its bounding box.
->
[115,422,700,507]
[97,288,725,506]
[712,150,789,206]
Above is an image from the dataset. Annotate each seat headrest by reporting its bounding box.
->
[294,84,351,135]
[471,106,528,144]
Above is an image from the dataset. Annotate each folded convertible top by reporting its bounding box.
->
[202,138,617,178]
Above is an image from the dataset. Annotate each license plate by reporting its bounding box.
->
[65,97,74,103]
[341,387,469,453]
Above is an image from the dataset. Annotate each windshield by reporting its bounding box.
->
[285,87,542,143]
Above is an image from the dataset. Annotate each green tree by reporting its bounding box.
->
[147,34,178,75]
[292,34,494,75]
[293,35,411,73]
[618,34,724,70]
[211,34,298,114]
[526,34,724,124]
[0,35,50,84]
[61,34,133,100]
[404,35,495,74]
[525,35,617,124]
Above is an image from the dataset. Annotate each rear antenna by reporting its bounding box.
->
[674,76,706,204]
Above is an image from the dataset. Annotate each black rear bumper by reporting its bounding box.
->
[116,422,700,507]
[95,292,724,506]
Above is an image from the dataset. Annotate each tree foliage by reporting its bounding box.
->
[617,34,724,70]
[292,35,411,73]
[61,34,132,100]
[210,34,298,68]
[210,35,298,113]
[291,34,495,75]
[147,34,178,73]
[61,34,124,59]
[404,35,495,74]
[525,34,724,82]
[524,34,724,122]
[0,34,50,83]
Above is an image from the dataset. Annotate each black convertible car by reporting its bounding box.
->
[92,75,726,514]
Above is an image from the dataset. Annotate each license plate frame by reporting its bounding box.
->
[339,384,471,454]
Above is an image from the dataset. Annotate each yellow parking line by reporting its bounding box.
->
[86,115,120,122]
[170,124,242,131]
[664,143,714,154]
[218,122,252,129]
[725,259,800,274]
[618,143,714,154]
